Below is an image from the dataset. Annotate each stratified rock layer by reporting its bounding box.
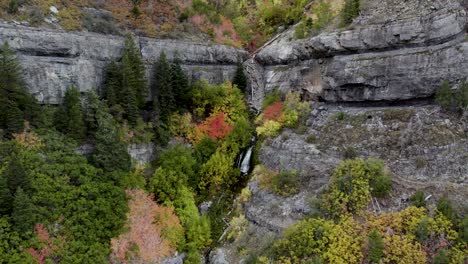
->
[247,2,468,108]
[0,23,248,104]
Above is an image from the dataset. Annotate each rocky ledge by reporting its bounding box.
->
[0,22,248,104]
[246,0,468,108]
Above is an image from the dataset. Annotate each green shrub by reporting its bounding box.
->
[433,249,449,264]
[435,81,453,110]
[370,173,392,198]
[274,218,335,260]
[271,170,300,196]
[295,124,307,135]
[306,134,317,144]
[415,216,430,243]
[343,146,357,159]
[340,0,360,27]
[368,229,383,263]
[460,216,468,243]
[410,190,426,208]
[8,0,19,14]
[436,198,458,226]
[335,111,347,121]
[322,159,388,219]
[261,89,282,110]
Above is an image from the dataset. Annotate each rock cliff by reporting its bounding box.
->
[0,22,248,104]
[247,0,468,109]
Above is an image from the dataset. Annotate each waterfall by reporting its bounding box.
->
[240,146,253,174]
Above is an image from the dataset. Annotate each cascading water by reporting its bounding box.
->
[240,146,253,174]
[239,136,256,175]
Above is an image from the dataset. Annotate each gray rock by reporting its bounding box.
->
[127,144,154,165]
[161,253,185,264]
[246,2,468,103]
[0,23,248,104]
[209,249,229,264]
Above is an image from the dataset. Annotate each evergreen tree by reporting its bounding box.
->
[122,35,147,109]
[0,175,13,215]
[11,187,35,235]
[83,90,101,138]
[0,42,39,135]
[153,52,175,123]
[92,105,131,173]
[232,60,247,93]
[4,100,24,135]
[170,60,190,110]
[55,86,86,141]
[121,52,141,126]
[103,61,121,107]
[368,229,383,263]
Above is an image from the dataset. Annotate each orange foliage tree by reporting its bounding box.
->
[27,224,62,264]
[111,189,183,263]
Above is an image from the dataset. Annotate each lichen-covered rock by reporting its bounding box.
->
[0,22,248,104]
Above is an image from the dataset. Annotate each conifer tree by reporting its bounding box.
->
[11,187,35,235]
[92,105,131,173]
[0,42,39,135]
[232,60,247,93]
[170,60,190,110]
[103,61,121,107]
[55,86,86,141]
[84,90,101,138]
[153,52,175,123]
[122,35,147,109]
[368,229,383,263]
[0,175,13,215]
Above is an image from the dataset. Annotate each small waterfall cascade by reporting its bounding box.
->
[239,136,256,175]
[240,146,253,174]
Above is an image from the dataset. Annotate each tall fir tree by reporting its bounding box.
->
[103,61,121,107]
[83,90,101,138]
[170,60,190,110]
[0,42,40,136]
[54,86,86,141]
[232,60,247,93]
[122,35,147,109]
[11,187,35,235]
[0,175,13,215]
[92,104,132,173]
[153,52,175,123]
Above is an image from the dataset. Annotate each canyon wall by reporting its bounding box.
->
[247,1,468,109]
[0,22,248,104]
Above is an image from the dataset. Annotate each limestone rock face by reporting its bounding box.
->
[247,1,468,105]
[0,23,248,104]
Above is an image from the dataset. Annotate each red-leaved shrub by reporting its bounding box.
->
[263,102,283,122]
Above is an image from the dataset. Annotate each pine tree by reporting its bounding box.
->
[92,105,131,173]
[121,51,141,126]
[232,60,247,93]
[0,175,13,215]
[0,42,39,135]
[55,86,86,141]
[122,35,147,109]
[103,61,121,107]
[11,187,35,235]
[170,60,190,110]
[341,0,360,27]
[153,52,175,123]
[368,229,383,263]
[84,90,101,138]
